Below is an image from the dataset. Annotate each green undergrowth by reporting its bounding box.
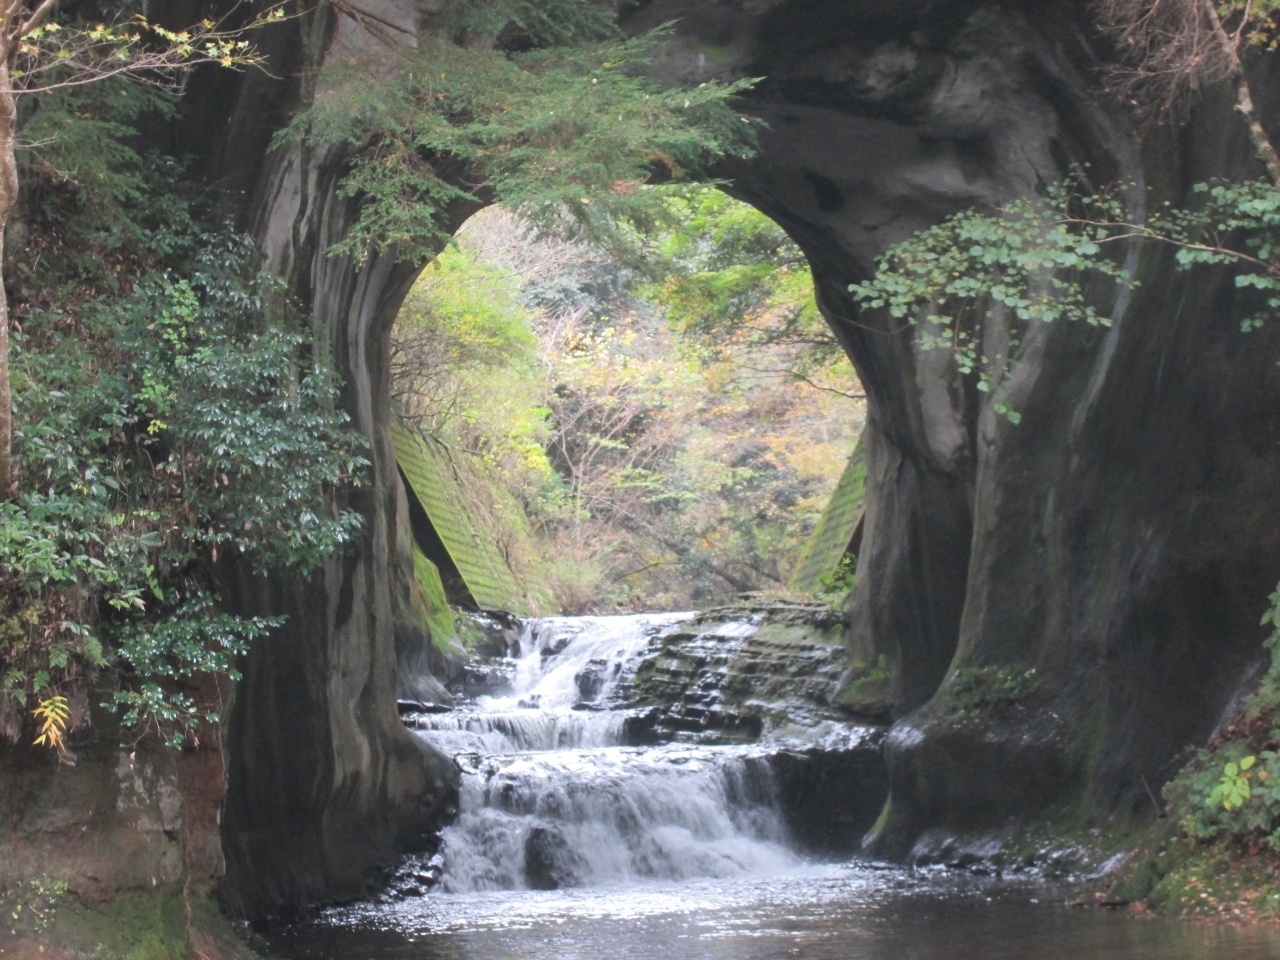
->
[948,665,1039,717]
[1,875,68,936]
[3,144,368,753]
[0,887,261,959]
[1142,840,1280,920]
[1103,770,1280,920]
[1107,834,1280,921]
[1101,586,1280,919]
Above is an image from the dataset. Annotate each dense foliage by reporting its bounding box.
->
[2,125,367,750]
[283,16,757,264]
[643,189,852,399]
[392,199,863,612]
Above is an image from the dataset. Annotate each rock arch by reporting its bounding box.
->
[161,0,1280,915]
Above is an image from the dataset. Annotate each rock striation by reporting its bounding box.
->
[626,0,1280,859]
[615,605,852,741]
[76,0,1280,914]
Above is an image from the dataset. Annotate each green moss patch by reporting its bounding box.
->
[413,547,459,652]
[1,888,261,960]
[788,439,865,595]
[1129,838,1280,920]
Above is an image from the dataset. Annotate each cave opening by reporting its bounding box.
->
[389,197,867,617]
[9,2,1280,949]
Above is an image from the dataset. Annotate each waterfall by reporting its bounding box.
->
[408,612,800,892]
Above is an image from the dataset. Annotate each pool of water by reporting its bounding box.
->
[265,864,1280,960]
[268,614,1280,960]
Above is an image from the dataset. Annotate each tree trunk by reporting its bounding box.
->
[1204,0,1280,185]
[0,60,15,498]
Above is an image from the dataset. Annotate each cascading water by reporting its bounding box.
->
[408,613,800,892]
[268,611,1280,960]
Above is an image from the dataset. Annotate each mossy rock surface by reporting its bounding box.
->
[413,547,460,653]
[393,419,549,614]
[1143,839,1280,920]
[0,889,261,960]
[788,439,865,595]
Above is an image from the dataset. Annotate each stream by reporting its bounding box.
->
[267,613,1280,960]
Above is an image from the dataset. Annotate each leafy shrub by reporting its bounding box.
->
[1164,745,1280,850]
[815,554,856,610]
[0,875,69,935]
[282,23,757,265]
[2,196,367,748]
[1162,584,1280,850]
[948,665,1038,716]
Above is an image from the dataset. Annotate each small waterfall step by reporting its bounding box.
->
[398,608,889,895]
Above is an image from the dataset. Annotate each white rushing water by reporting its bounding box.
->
[273,614,1280,960]
[408,613,800,892]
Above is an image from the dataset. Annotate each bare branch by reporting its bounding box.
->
[329,0,415,41]
[1093,0,1230,118]
[1092,0,1280,179]
[13,0,58,41]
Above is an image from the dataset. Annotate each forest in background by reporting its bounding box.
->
[390,193,864,613]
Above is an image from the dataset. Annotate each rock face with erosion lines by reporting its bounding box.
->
[19,0,1270,918]
[621,0,1280,860]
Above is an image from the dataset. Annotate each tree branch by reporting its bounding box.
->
[1202,0,1280,184]
[14,0,60,40]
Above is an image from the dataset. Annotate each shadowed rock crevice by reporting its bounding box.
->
[632,0,1280,858]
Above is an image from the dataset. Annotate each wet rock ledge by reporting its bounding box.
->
[426,603,890,857]
[615,604,888,855]
[612,603,855,741]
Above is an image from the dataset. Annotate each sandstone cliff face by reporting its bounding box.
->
[0,705,226,903]
[628,0,1280,854]
[61,0,1275,916]
[179,5,467,920]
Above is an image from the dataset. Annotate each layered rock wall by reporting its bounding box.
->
[630,0,1280,854]
[45,0,1277,916]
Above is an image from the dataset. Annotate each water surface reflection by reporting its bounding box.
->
[266,864,1280,960]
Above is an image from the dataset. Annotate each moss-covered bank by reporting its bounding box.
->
[0,887,261,960]
[1104,836,1280,921]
